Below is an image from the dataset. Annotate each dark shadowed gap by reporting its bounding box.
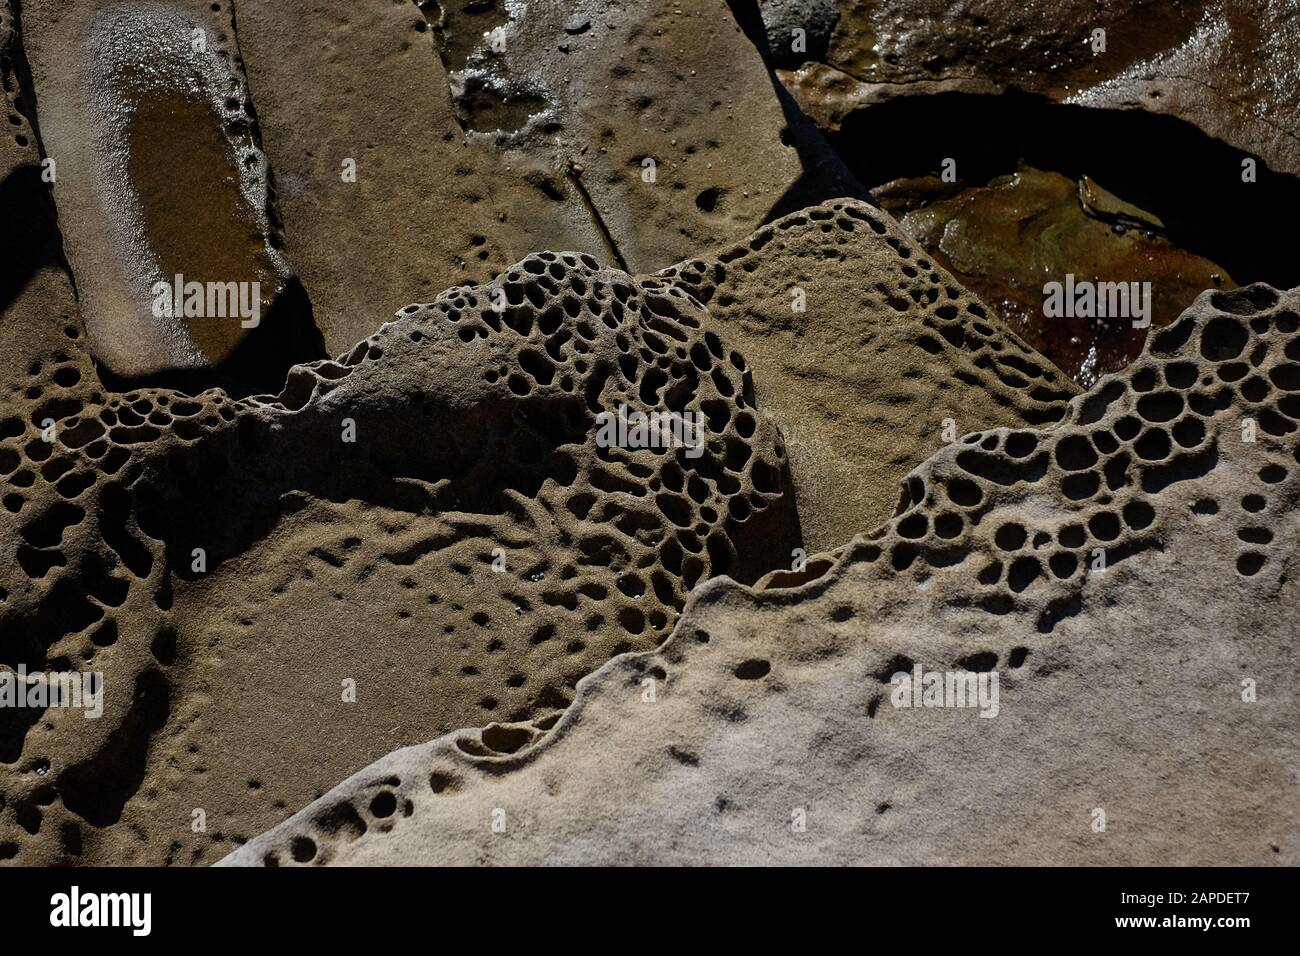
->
[725,0,870,221]
[0,0,73,314]
[94,276,327,399]
[0,165,68,315]
[830,90,1300,290]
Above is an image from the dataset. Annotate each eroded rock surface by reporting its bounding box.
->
[0,251,799,864]
[0,184,1087,863]
[659,198,1078,550]
[1,0,1293,872]
[19,0,318,386]
[232,0,861,356]
[0,0,84,385]
[224,284,1300,866]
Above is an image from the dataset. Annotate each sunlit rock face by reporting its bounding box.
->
[0,0,1295,871]
[19,2,309,385]
[225,285,1300,867]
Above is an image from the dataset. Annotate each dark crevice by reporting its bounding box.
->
[565,162,631,273]
[0,0,76,315]
[829,90,1300,290]
[725,0,870,222]
[93,276,327,399]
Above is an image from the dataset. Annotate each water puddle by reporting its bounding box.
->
[829,92,1300,386]
[124,90,279,364]
[79,2,292,374]
[875,166,1232,387]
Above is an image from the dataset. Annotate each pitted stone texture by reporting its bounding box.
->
[231,0,604,359]
[0,252,798,865]
[658,198,1079,551]
[231,0,860,356]
[223,284,1299,866]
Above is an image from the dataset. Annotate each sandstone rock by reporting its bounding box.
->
[0,249,799,864]
[746,2,1300,390]
[0,0,85,385]
[756,0,839,67]
[223,284,1300,866]
[659,198,1078,551]
[232,0,860,356]
[18,0,318,387]
[0,189,1081,863]
[765,0,1300,179]
[230,0,600,358]
[2,0,1293,872]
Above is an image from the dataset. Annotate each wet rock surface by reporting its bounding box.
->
[19,1,319,389]
[749,2,1300,388]
[875,166,1233,388]
[765,0,1300,178]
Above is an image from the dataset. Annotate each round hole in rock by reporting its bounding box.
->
[429,771,460,794]
[289,835,316,863]
[733,659,771,680]
[1048,551,1077,579]
[1122,500,1155,530]
[369,791,397,819]
[994,522,1027,550]
[1087,511,1121,541]
[1237,552,1265,576]
[480,724,535,755]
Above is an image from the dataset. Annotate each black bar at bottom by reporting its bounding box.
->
[0,865,1287,940]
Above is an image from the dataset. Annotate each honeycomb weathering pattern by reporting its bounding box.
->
[0,251,799,865]
[657,198,1080,551]
[223,284,1298,866]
